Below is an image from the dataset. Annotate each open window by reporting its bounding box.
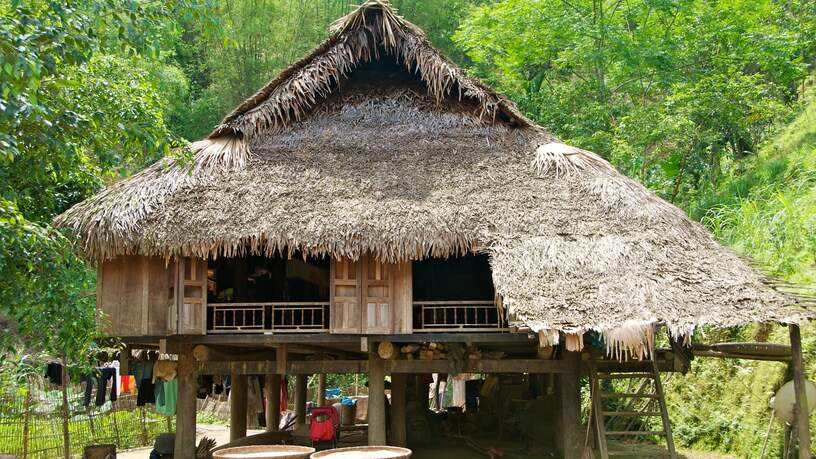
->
[206,255,330,333]
[412,254,504,332]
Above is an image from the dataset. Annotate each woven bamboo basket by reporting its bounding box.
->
[310,446,412,458]
[213,445,316,459]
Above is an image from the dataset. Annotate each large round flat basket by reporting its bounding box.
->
[213,445,316,459]
[310,446,412,459]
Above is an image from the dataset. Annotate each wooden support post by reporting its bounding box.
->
[558,351,581,459]
[368,347,387,446]
[318,373,327,407]
[230,373,248,441]
[175,345,198,459]
[790,324,812,459]
[276,344,288,376]
[120,345,131,375]
[390,373,407,447]
[295,374,307,427]
[265,374,281,431]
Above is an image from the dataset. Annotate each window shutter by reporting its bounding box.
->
[174,257,207,335]
[362,256,393,334]
[330,258,362,334]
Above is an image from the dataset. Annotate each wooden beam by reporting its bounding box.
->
[390,373,407,447]
[198,358,566,375]
[174,344,197,459]
[170,332,536,346]
[230,373,248,441]
[368,348,387,446]
[295,375,307,427]
[193,344,275,361]
[790,324,811,459]
[264,374,280,432]
[559,351,581,459]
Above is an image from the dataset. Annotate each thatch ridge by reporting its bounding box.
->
[209,0,532,139]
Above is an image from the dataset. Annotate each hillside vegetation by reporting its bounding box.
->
[664,88,816,458]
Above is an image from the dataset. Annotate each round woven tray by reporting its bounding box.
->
[310,446,412,459]
[213,445,316,459]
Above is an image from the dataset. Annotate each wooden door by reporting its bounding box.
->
[330,258,361,334]
[175,257,207,335]
[362,257,392,334]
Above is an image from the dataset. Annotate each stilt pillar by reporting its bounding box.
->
[174,345,198,459]
[265,374,281,431]
[230,373,248,441]
[295,374,307,427]
[368,348,387,445]
[790,324,812,459]
[558,350,581,459]
[318,373,327,407]
[390,373,407,447]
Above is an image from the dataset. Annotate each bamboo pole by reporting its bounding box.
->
[60,358,70,459]
[22,379,32,459]
[789,324,811,459]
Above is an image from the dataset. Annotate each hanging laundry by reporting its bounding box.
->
[83,367,118,407]
[280,376,289,413]
[45,362,63,386]
[120,375,136,396]
[132,358,156,406]
[137,378,156,406]
[156,379,178,416]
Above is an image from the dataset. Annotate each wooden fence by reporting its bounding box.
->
[0,386,174,458]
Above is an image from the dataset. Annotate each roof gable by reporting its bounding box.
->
[209,0,532,140]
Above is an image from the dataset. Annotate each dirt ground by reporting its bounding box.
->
[118,424,736,459]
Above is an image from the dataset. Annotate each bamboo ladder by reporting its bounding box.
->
[589,344,677,458]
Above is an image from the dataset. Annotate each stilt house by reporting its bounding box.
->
[56,2,814,458]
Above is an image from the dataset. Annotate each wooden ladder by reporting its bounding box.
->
[589,354,677,458]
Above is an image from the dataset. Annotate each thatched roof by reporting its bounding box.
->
[56,0,812,351]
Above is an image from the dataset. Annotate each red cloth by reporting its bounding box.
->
[280,376,289,413]
[309,407,339,442]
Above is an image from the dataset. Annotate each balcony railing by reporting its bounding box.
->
[208,302,329,334]
[413,300,507,332]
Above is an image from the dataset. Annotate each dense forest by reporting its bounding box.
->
[0,0,814,456]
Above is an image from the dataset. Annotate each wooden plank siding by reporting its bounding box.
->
[98,255,207,337]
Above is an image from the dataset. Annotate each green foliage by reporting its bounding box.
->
[0,0,208,377]
[660,89,816,457]
[454,0,815,208]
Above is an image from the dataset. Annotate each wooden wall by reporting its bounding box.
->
[97,256,206,337]
[329,255,412,334]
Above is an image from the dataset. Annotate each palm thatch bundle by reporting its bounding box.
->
[55,0,812,353]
